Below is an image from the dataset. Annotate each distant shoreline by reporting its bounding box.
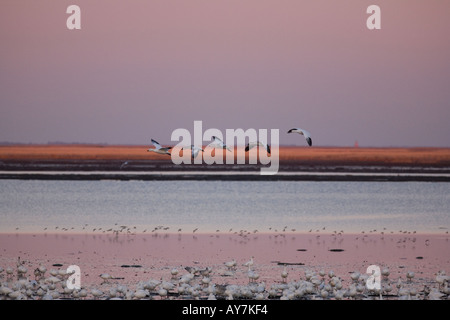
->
[1,145,449,181]
[1,145,450,163]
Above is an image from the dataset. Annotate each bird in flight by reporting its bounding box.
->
[245,141,271,154]
[119,161,129,169]
[207,136,232,152]
[147,139,172,155]
[182,145,204,159]
[287,128,312,146]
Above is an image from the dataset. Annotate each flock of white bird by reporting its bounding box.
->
[147,127,312,157]
[1,256,449,300]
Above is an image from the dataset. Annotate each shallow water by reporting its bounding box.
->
[0,179,449,233]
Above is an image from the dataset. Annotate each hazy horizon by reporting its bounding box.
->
[2,141,449,150]
[1,1,449,147]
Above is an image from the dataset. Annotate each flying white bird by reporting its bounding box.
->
[181,145,204,159]
[287,128,312,146]
[245,141,271,154]
[208,136,232,152]
[119,161,129,169]
[147,139,172,155]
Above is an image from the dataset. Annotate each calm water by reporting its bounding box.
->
[0,179,449,233]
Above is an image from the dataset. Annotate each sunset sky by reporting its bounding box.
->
[1,0,449,147]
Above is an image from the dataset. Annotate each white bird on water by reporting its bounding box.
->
[287,128,312,146]
[170,268,179,278]
[247,266,260,283]
[224,259,237,270]
[243,256,254,268]
[208,136,232,152]
[99,273,112,283]
[147,139,172,155]
[182,145,204,159]
[245,141,271,154]
[281,265,288,283]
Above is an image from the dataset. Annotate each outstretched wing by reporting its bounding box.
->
[212,136,224,144]
[151,139,163,149]
[245,141,270,154]
[245,142,255,152]
[211,136,231,152]
[287,128,300,134]
[306,137,312,146]
[287,128,312,146]
[302,130,312,146]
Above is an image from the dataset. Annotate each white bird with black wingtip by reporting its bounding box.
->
[182,145,204,159]
[287,128,313,146]
[147,139,172,155]
[245,141,271,154]
[208,136,232,152]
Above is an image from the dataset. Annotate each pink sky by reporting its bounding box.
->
[1,0,449,147]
